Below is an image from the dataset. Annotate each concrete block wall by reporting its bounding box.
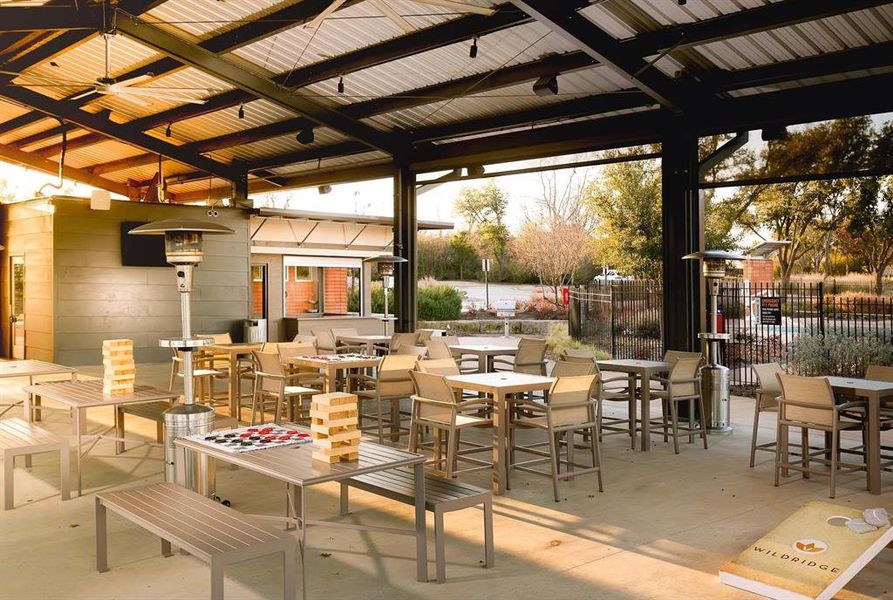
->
[51,198,250,365]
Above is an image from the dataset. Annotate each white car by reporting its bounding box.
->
[594,269,632,283]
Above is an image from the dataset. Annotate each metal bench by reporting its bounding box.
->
[0,417,69,510]
[96,482,298,600]
[340,469,494,582]
[116,401,238,454]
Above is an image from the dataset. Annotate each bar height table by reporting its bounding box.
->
[448,343,518,373]
[206,342,263,419]
[596,359,672,451]
[289,354,381,393]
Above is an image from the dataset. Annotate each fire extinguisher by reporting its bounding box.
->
[716,305,725,334]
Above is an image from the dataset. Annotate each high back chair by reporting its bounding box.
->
[251,351,318,425]
[510,374,603,502]
[417,330,433,343]
[167,348,224,405]
[408,371,492,477]
[750,362,785,467]
[495,337,546,375]
[551,360,596,378]
[649,357,707,453]
[377,332,420,355]
[277,343,322,386]
[663,349,702,363]
[351,354,420,443]
[311,329,337,354]
[395,344,428,358]
[424,339,453,359]
[417,358,460,376]
[330,328,365,353]
[560,348,597,363]
[775,374,866,497]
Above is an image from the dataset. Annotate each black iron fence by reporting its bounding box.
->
[569,280,893,391]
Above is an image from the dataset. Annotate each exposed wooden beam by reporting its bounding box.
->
[0,86,236,180]
[510,0,695,113]
[0,141,129,196]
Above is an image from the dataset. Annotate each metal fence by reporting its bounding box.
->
[570,280,893,391]
[569,281,663,360]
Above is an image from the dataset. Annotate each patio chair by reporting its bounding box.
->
[198,331,254,404]
[250,351,319,425]
[291,334,316,345]
[408,371,492,477]
[167,348,224,405]
[417,358,460,376]
[775,374,866,498]
[426,336,477,373]
[395,344,428,358]
[493,337,546,376]
[276,343,324,388]
[417,330,433,343]
[750,362,785,467]
[311,329,338,354]
[510,374,603,502]
[374,332,420,355]
[350,354,420,443]
[648,357,707,453]
[330,328,366,354]
[560,348,597,363]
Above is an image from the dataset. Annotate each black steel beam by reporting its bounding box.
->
[0,86,235,180]
[114,12,400,156]
[510,0,695,112]
[0,7,94,32]
[393,164,418,333]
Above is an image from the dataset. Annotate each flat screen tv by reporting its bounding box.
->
[120,221,168,267]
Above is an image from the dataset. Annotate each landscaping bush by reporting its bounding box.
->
[516,298,568,319]
[787,332,893,377]
[544,322,610,360]
[417,284,463,321]
[347,282,394,314]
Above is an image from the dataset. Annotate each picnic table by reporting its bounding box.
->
[22,380,178,496]
[0,359,77,420]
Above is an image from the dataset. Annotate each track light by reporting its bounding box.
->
[238,104,245,119]
[165,122,172,137]
[296,127,315,144]
[337,77,344,94]
[469,36,478,59]
[533,74,558,96]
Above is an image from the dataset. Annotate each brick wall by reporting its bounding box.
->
[285,280,318,314]
[251,280,264,317]
[743,259,774,286]
[324,267,348,314]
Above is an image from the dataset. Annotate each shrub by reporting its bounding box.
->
[516,298,568,319]
[787,332,893,377]
[348,282,394,314]
[417,284,463,321]
[544,322,610,360]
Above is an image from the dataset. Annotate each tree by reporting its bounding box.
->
[845,175,893,294]
[533,157,594,229]
[513,219,590,303]
[448,231,480,280]
[583,156,663,278]
[453,181,511,272]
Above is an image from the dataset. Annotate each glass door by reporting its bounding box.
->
[10,256,25,359]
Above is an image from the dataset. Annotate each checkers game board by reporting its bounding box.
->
[304,354,379,361]
[184,424,312,453]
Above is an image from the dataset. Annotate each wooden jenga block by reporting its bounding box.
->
[310,392,359,463]
[103,339,135,395]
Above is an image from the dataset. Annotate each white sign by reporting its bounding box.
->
[481,258,491,272]
[494,299,515,317]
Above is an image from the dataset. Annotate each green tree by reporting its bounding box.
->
[448,231,479,280]
[583,157,663,278]
[454,181,511,273]
[845,175,893,294]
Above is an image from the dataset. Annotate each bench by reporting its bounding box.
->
[0,417,69,510]
[115,401,238,454]
[96,482,298,600]
[339,469,494,583]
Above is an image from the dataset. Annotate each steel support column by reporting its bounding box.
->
[393,165,417,333]
[661,123,703,353]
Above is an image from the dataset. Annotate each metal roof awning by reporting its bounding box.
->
[748,240,791,258]
[249,208,452,257]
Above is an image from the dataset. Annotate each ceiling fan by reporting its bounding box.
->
[1,33,218,106]
[305,0,495,33]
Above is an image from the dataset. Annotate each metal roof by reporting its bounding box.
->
[0,0,891,202]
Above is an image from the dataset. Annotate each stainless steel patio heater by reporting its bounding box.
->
[363,255,407,336]
[130,218,234,489]
[682,250,745,434]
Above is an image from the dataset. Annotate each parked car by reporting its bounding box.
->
[593,269,633,283]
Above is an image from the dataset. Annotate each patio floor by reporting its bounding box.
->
[0,362,890,600]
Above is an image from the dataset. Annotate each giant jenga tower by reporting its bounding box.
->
[102,339,135,395]
[310,392,360,463]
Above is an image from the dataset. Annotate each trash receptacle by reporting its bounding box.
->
[243,318,267,343]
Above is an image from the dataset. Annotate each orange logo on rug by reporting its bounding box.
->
[792,539,829,554]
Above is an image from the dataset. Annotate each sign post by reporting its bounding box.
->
[482,258,491,310]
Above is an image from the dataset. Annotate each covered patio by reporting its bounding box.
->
[1,1,892,599]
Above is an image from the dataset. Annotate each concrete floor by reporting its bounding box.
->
[0,363,890,600]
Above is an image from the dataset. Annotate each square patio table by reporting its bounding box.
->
[206,342,263,418]
[335,334,391,355]
[175,428,428,594]
[21,380,178,496]
[448,341,518,373]
[596,359,672,451]
[822,376,893,495]
[0,359,77,421]
[445,372,554,495]
[289,354,381,393]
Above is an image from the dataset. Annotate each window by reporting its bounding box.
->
[288,265,312,281]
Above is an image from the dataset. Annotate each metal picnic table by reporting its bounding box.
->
[0,359,77,420]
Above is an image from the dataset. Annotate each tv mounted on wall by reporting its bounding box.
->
[120,221,168,267]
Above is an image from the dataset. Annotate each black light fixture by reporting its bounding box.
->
[469,36,478,59]
[761,125,789,141]
[533,74,558,96]
[296,127,315,144]
[337,77,345,94]
[237,103,245,119]
[678,0,686,5]
[165,122,172,137]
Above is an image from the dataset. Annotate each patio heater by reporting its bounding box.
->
[130,218,234,490]
[364,255,407,336]
[682,250,745,434]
